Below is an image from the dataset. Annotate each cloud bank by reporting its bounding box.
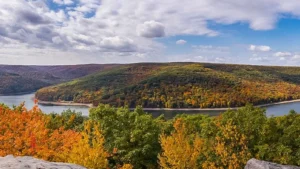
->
[1,0,300,64]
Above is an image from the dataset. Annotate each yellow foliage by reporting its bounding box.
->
[67,121,108,169]
[118,164,134,169]
[158,118,203,169]
[203,119,251,169]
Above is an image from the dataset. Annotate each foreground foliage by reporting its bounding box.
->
[159,118,203,168]
[68,121,108,169]
[0,103,80,161]
[0,103,299,169]
[89,105,161,168]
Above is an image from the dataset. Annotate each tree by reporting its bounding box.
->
[0,104,80,162]
[118,164,134,169]
[47,109,87,131]
[220,105,267,155]
[89,104,161,168]
[201,105,265,168]
[159,118,203,169]
[67,121,108,169]
[256,111,300,165]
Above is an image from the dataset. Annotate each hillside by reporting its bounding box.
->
[35,62,300,108]
[0,64,118,95]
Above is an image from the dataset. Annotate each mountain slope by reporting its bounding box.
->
[36,62,300,108]
[0,64,118,94]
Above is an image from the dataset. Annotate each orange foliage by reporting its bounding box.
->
[0,104,80,161]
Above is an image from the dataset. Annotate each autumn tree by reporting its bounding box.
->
[118,164,134,169]
[159,118,203,169]
[0,104,80,161]
[202,119,251,169]
[67,121,108,169]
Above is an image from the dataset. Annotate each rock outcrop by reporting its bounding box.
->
[245,158,300,169]
[1,156,299,169]
[0,155,86,169]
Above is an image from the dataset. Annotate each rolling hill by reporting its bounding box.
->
[35,62,300,108]
[0,64,118,95]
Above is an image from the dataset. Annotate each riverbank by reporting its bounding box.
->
[257,99,300,107]
[37,98,300,111]
[38,100,93,108]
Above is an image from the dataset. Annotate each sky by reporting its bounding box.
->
[2,1,300,65]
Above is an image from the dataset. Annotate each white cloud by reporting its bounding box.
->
[176,40,187,45]
[192,45,230,53]
[2,0,300,64]
[52,36,63,44]
[249,45,271,52]
[279,57,286,61]
[215,57,226,62]
[53,0,74,5]
[273,52,292,57]
[137,21,165,38]
[99,36,137,52]
[292,55,300,59]
[250,56,269,61]
[45,10,66,22]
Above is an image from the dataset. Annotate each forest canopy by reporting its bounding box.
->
[0,103,299,168]
[36,63,300,108]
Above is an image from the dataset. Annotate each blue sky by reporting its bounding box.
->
[1,0,300,65]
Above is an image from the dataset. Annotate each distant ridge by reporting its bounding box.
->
[35,62,300,108]
[0,64,119,95]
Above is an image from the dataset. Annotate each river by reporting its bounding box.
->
[0,93,297,118]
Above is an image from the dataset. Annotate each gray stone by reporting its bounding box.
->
[245,158,300,169]
[0,155,86,169]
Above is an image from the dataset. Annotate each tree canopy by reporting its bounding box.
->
[0,103,299,168]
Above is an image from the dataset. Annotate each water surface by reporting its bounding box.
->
[0,93,89,116]
[0,93,297,118]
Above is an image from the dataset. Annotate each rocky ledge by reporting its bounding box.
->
[245,158,300,169]
[0,155,86,169]
[0,155,299,169]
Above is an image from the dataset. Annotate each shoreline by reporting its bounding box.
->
[38,100,93,108]
[257,99,300,108]
[37,98,300,111]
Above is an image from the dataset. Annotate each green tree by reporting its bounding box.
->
[257,111,300,165]
[220,104,267,155]
[89,104,161,168]
[47,109,87,131]
[200,105,267,168]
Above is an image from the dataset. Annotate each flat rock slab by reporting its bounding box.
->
[0,155,86,169]
[245,158,300,169]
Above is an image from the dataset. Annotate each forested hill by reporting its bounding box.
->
[0,64,118,95]
[35,62,300,108]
